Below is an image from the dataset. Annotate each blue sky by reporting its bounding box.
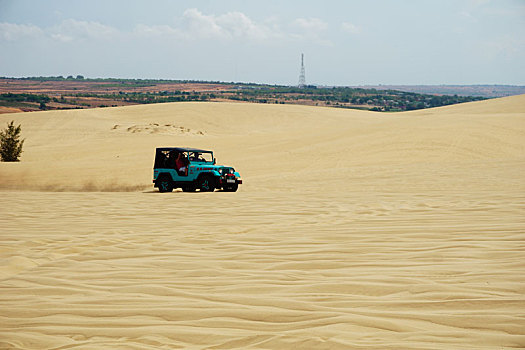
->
[1,0,524,85]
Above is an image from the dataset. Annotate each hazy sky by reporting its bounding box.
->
[1,0,524,85]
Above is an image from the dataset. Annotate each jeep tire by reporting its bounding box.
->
[157,176,174,193]
[198,175,215,192]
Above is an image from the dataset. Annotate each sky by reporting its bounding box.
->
[1,0,524,86]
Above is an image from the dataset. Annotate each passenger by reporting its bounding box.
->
[168,151,179,169]
[175,153,188,176]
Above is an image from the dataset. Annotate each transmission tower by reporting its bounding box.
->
[298,53,306,88]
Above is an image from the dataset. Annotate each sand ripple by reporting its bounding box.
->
[1,190,524,349]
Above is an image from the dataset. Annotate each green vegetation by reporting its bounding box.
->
[66,91,211,104]
[1,76,215,86]
[1,93,50,104]
[60,86,484,111]
[0,93,51,110]
[0,120,24,162]
[220,86,485,111]
[0,77,486,112]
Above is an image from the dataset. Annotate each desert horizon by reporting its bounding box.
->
[0,94,524,348]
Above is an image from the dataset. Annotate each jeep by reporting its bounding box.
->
[153,147,242,192]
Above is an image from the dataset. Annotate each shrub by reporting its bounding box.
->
[0,120,25,162]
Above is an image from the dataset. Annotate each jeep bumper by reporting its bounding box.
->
[219,176,242,185]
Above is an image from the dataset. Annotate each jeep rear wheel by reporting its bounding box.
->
[198,175,215,192]
[157,176,173,193]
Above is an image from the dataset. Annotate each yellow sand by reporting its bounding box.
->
[1,96,524,349]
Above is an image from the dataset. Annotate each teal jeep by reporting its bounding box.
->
[153,147,242,192]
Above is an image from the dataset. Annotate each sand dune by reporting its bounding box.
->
[1,96,524,349]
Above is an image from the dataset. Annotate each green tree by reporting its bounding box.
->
[0,120,25,162]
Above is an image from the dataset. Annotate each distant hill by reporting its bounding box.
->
[355,85,525,98]
[0,77,486,113]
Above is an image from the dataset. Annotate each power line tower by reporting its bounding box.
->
[298,53,306,88]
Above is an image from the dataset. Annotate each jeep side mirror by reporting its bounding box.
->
[213,158,216,164]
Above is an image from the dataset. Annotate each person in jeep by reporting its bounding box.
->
[167,150,177,168]
[190,152,205,162]
[175,153,188,176]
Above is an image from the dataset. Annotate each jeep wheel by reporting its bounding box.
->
[198,175,215,192]
[223,183,238,192]
[157,177,173,193]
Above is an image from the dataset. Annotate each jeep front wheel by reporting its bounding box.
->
[198,175,215,192]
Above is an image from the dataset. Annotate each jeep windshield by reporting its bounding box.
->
[188,151,213,163]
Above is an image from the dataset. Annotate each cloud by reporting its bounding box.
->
[292,18,328,32]
[181,8,280,41]
[50,33,74,42]
[50,19,119,42]
[182,8,228,39]
[0,20,120,43]
[133,24,183,38]
[0,9,333,49]
[290,17,331,46]
[133,8,283,43]
[215,10,271,40]
[341,22,360,35]
[0,22,44,41]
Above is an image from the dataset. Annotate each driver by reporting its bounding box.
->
[189,152,201,161]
